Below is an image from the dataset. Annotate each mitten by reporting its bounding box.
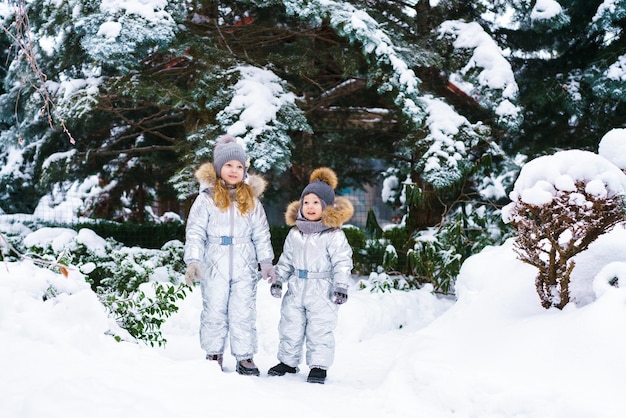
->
[332,287,348,305]
[261,263,277,283]
[185,262,201,286]
[270,282,283,298]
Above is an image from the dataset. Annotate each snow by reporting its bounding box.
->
[41,149,77,170]
[419,97,468,175]
[219,65,297,138]
[96,21,122,40]
[605,54,626,81]
[2,222,626,417]
[438,20,519,100]
[530,0,563,22]
[381,174,399,203]
[2,135,626,417]
[591,0,624,46]
[0,147,27,179]
[598,127,626,169]
[2,2,626,414]
[100,0,171,24]
[594,0,620,22]
[505,149,626,207]
[30,176,103,224]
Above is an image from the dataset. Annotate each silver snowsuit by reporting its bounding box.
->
[184,184,274,360]
[274,226,353,369]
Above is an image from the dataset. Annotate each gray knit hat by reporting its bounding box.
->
[300,167,338,208]
[213,135,247,176]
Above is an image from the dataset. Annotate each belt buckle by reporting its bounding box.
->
[297,269,308,279]
[220,236,232,245]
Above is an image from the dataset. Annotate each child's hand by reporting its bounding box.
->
[332,287,348,304]
[270,282,283,298]
[185,262,202,286]
[261,264,277,283]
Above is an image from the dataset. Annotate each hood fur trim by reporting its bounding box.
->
[285,196,354,228]
[194,162,266,197]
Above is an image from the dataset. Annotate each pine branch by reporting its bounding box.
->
[87,145,178,157]
[0,0,75,144]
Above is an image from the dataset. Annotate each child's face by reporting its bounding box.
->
[301,193,323,221]
[220,159,245,186]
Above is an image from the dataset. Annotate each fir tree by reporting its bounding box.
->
[0,0,624,240]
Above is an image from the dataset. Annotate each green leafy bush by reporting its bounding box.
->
[99,283,187,347]
[409,204,514,294]
[355,204,513,294]
[358,269,417,293]
[407,239,461,294]
[342,225,368,272]
[381,225,409,271]
[15,226,188,346]
[87,239,187,346]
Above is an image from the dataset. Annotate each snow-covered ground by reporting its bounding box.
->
[2,223,626,418]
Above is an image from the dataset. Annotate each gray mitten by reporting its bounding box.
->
[261,263,277,283]
[270,282,283,298]
[332,287,348,304]
[184,262,201,286]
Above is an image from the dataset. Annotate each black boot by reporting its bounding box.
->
[268,362,297,376]
[307,367,327,384]
[236,358,260,376]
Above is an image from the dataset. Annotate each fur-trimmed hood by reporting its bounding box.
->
[284,196,354,228]
[194,162,267,197]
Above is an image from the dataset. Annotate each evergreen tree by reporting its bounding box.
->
[487,0,626,155]
[0,0,624,238]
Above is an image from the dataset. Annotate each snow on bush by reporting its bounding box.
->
[503,149,626,309]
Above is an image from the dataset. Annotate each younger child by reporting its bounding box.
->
[184,135,276,376]
[267,167,353,384]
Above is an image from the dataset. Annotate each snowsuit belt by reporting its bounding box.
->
[296,269,331,279]
[207,236,252,245]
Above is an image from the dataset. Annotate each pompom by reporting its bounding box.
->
[217,134,237,145]
[309,167,338,190]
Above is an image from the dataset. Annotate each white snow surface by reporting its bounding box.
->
[598,127,626,169]
[506,149,626,207]
[2,223,626,417]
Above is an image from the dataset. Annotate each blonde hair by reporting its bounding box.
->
[214,179,255,215]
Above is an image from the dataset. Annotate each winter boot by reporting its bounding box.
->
[236,358,260,376]
[206,354,224,371]
[268,362,297,376]
[307,367,327,384]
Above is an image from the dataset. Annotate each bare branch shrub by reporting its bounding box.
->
[507,181,626,309]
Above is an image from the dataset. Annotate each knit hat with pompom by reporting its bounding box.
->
[300,167,338,208]
[213,135,247,176]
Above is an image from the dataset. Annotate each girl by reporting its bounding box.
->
[184,135,275,376]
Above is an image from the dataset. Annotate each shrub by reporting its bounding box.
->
[407,204,513,294]
[407,238,460,294]
[99,283,187,347]
[340,225,367,273]
[382,225,409,271]
[16,227,188,345]
[73,220,185,249]
[506,181,626,309]
[504,149,626,309]
[87,239,188,346]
